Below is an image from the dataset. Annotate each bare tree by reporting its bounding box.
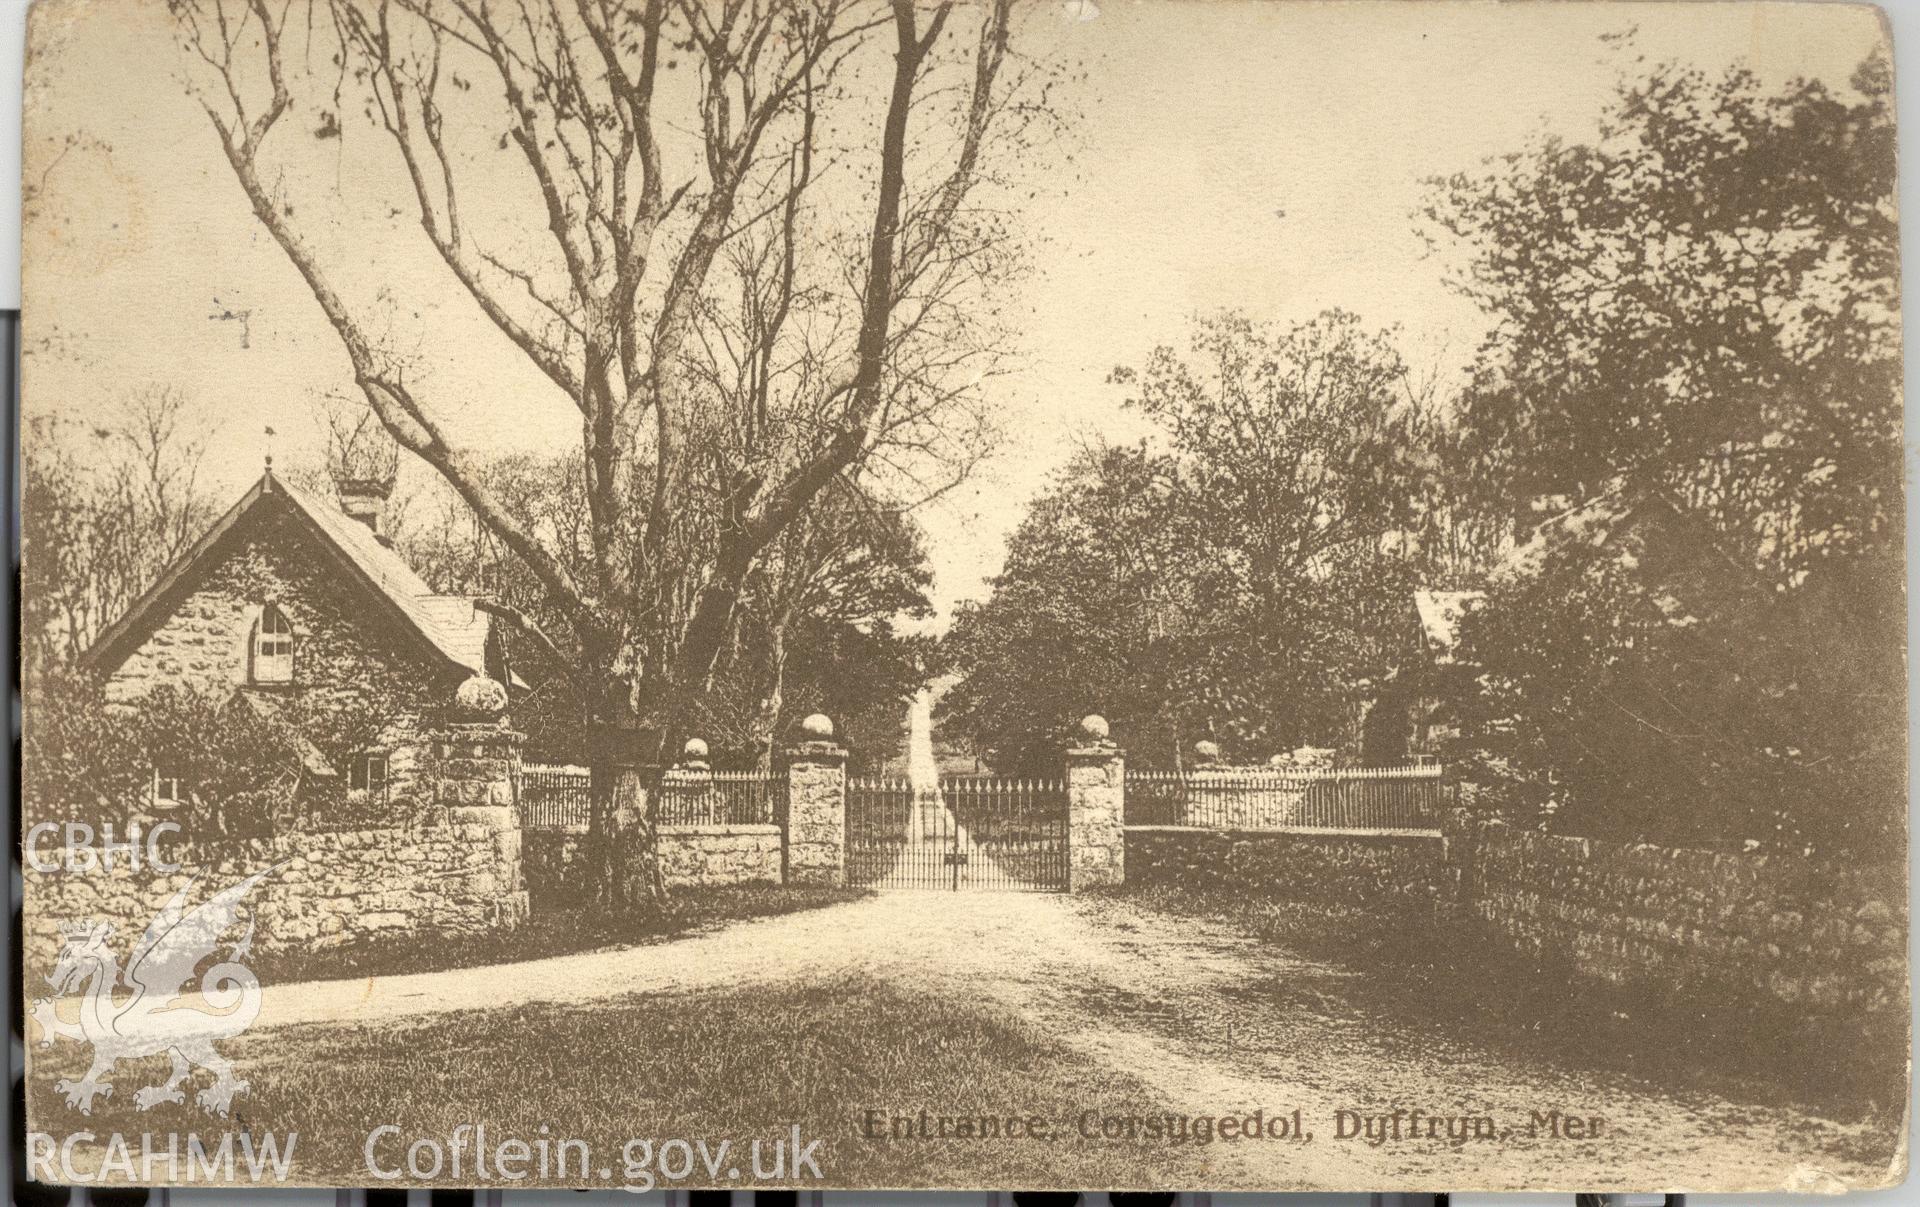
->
[168,0,1042,910]
[23,385,214,672]
[317,392,402,495]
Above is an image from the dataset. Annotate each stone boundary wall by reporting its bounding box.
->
[24,817,528,963]
[1125,825,1446,915]
[521,823,782,909]
[1137,811,1909,1032]
[660,824,781,887]
[1465,824,1907,1023]
[31,667,533,966]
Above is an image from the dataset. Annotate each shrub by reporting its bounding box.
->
[22,669,402,838]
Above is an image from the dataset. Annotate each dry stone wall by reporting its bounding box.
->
[659,825,783,887]
[1123,810,1907,1038]
[1466,824,1907,1022]
[520,824,783,910]
[26,712,531,969]
[1126,826,1445,914]
[24,816,529,964]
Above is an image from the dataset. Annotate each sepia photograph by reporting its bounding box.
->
[16,0,1910,1194]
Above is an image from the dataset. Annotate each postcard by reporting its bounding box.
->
[19,0,1908,1192]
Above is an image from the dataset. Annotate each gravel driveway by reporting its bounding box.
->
[254,890,1902,1193]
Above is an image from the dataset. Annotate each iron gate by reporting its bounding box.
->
[845,776,1068,891]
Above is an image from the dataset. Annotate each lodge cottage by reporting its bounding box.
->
[81,466,526,810]
[1356,587,1484,765]
[1355,484,1753,765]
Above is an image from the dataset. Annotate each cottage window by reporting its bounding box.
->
[252,605,294,683]
[349,753,390,801]
[152,767,186,809]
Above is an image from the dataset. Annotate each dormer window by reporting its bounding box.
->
[252,605,294,683]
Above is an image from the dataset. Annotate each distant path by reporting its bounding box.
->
[906,686,940,790]
[249,891,1893,1193]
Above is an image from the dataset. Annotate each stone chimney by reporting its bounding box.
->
[335,476,395,542]
[324,404,400,543]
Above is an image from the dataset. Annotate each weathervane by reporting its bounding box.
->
[209,296,253,348]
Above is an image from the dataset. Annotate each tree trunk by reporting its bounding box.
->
[587,716,667,914]
[588,546,761,912]
[752,616,791,776]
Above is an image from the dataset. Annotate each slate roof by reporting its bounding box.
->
[272,474,501,675]
[84,469,499,681]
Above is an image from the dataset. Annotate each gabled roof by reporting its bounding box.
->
[84,469,498,680]
[1412,588,1484,662]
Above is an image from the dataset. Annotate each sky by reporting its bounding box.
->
[22,0,1890,625]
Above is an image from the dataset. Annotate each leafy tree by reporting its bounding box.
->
[941,443,1216,771]
[1119,312,1430,753]
[758,496,931,763]
[945,313,1430,771]
[1426,52,1903,853]
[678,492,936,774]
[780,613,936,775]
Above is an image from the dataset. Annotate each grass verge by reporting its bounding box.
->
[27,976,1220,1191]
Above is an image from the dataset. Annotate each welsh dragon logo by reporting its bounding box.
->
[30,864,282,1117]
